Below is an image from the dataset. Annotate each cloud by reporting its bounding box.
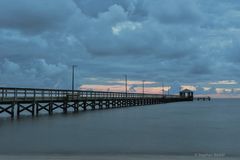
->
[0,0,240,97]
[107,80,157,85]
[209,80,238,85]
[112,21,142,35]
[145,0,202,24]
[181,85,197,91]
[0,0,78,34]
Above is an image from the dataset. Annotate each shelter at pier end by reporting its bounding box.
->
[179,89,194,99]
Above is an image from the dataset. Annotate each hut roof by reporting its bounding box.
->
[180,89,193,93]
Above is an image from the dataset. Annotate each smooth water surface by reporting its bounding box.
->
[0,99,239,158]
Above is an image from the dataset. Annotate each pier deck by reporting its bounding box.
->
[0,87,192,119]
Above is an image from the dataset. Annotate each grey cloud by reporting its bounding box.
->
[0,59,70,88]
[0,0,77,34]
[225,38,240,64]
[73,0,144,19]
[145,0,202,24]
[0,0,240,96]
[74,0,121,17]
[194,86,217,95]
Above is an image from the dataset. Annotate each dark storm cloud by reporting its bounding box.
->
[74,0,123,17]
[0,0,240,96]
[0,0,77,33]
[145,0,201,24]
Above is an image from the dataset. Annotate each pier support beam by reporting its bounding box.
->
[36,103,53,116]
[0,103,15,118]
[74,102,79,112]
[17,103,35,118]
[63,101,67,114]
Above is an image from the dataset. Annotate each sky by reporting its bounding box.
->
[0,0,240,98]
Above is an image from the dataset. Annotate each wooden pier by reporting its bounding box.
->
[0,87,193,119]
[194,96,211,101]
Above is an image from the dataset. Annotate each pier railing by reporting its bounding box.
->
[0,87,191,119]
[0,87,180,102]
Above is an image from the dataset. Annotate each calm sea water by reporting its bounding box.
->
[0,99,239,159]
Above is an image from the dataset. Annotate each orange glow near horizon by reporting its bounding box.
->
[80,84,171,94]
[79,84,240,98]
[107,80,158,85]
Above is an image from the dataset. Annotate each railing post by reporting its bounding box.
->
[50,90,53,101]
[5,89,7,97]
[42,90,44,100]
[1,89,4,101]
[24,89,27,100]
[65,91,67,98]
[77,91,80,100]
[57,90,60,100]
[14,88,17,101]
[33,89,36,101]
[82,91,85,97]
[72,90,74,100]
[79,91,82,98]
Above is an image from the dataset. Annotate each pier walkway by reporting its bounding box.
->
[0,87,193,119]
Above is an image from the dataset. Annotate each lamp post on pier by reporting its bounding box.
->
[72,65,77,91]
[142,80,145,97]
[162,82,164,96]
[125,75,128,97]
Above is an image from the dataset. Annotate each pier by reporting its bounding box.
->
[194,96,211,101]
[0,87,193,119]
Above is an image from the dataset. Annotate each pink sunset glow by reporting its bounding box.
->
[80,84,171,94]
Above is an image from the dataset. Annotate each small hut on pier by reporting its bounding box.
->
[179,89,194,99]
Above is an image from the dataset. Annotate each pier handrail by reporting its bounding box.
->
[0,87,180,101]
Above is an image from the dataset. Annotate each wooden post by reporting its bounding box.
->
[17,103,20,118]
[36,103,39,116]
[14,89,17,101]
[74,102,79,112]
[1,89,4,101]
[63,101,67,114]
[83,100,87,111]
[33,89,36,101]
[49,102,53,115]
[32,103,35,117]
[11,103,15,119]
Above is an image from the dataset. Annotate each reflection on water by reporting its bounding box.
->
[0,99,240,157]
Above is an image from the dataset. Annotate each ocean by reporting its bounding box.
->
[0,99,239,160]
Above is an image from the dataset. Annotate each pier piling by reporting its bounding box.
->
[0,87,193,119]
